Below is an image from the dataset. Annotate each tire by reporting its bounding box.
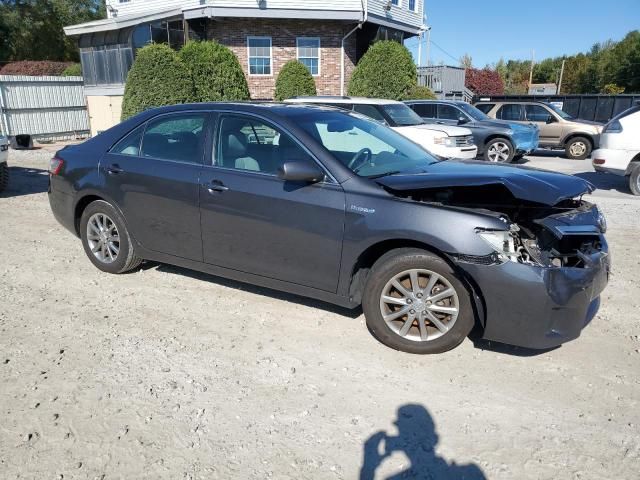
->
[512,154,524,163]
[565,136,592,160]
[0,162,8,193]
[629,164,640,196]
[484,138,515,163]
[362,248,475,354]
[80,200,143,274]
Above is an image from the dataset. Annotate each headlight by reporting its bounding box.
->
[476,228,519,263]
[433,136,455,147]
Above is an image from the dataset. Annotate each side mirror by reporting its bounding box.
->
[277,161,324,183]
[457,116,469,125]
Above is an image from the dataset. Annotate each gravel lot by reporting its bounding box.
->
[1,146,639,480]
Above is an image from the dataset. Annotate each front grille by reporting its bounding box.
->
[454,135,475,147]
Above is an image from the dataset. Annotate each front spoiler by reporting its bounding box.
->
[454,241,610,349]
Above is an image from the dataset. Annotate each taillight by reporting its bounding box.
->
[593,158,606,165]
[50,157,64,175]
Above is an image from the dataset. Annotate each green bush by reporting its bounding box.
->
[121,44,193,120]
[402,85,436,100]
[179,41,250,102]
[348,41,417,100]
[61,63,82,77]
[274,60,317,101]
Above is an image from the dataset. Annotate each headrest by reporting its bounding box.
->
[226,133,247,157]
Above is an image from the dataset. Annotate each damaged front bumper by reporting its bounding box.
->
[450,202,610,350]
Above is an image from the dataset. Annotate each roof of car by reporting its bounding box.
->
[286,96,403,105]
[475,100,551,106]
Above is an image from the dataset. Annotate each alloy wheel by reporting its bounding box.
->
[487,142,511,162]
[379,269,459,342]
[86,213,120,264]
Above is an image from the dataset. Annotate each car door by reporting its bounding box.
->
[199,112,346,293]
[524,104,563,145]
[101,112,209,261]
[436,104,465,126]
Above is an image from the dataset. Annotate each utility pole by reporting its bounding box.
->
[426,26,431,67]
[528,50,535,90]
[557,59,566,94]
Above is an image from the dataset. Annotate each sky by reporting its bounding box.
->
[406,0,640,68]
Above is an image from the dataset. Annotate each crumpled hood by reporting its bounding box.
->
[376,160,595,206]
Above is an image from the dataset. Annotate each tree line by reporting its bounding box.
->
[0,0,104,63]
[481,30,640,95]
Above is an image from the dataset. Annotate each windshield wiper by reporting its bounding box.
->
[364,170,403,179]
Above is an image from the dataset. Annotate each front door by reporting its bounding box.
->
[101,112,209,261]
[199,113,345,292]
[524,104,563,145]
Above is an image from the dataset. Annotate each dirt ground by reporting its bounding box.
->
[1,146,639,480]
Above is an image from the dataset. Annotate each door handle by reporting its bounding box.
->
[203,181,229,193]
[106,164,124,175]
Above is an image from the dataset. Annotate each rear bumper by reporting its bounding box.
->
[455,241,610,349]
[592,148,634,176]
[48,185,77,236]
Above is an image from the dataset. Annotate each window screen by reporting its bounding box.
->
[297,38,320,76]
[248,37,272,75]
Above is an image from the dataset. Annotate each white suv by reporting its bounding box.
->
[0,134,8,192]
[592,105,640,195]
[285,97,478,159]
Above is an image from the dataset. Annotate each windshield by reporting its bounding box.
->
[380,104,425,126]
[456,102,489,121]
[296,110,439,177]
[547,103,573,120]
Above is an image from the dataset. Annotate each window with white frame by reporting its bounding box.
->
[391,0,399,5]
[247,37,272,75]
[409,0,416,10]
[297,38,320,76]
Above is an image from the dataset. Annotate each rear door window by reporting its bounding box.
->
[141,114,207,163]
[497,104,525,121]
[110,125,145,156]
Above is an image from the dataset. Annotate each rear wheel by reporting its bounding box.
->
[629,164,640,196]
[80,200,142,274]
[0,162,8,192]
[484,138,514,163]
[565,136,592,160]
[362,248,475,354]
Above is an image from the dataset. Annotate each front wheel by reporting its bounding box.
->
[484,138,514,163]
[362,248,475,354]
[565,136,592,160]
[80,200,143,274]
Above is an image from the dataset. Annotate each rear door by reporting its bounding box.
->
[496,104,525,124]
[101,112,208,261]
[199,112,345,292]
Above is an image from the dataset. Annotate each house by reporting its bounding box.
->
[528,83,558,95]
[64,0,426,135]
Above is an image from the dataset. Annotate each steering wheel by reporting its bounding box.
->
[348,148,373,171]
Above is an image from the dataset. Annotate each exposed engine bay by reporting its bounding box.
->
[386,183,606,269]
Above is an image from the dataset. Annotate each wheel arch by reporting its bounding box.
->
[73,191,127,237]
[483,134,513,146]
[624,152,640,175]
[347,239,487,329]
[561,132,594,148]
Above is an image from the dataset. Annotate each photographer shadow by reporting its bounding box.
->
[360,404,486,480]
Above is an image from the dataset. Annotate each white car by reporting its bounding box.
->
[592,105,640,195]
[0,134,8,192]
[285,97,478,159]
